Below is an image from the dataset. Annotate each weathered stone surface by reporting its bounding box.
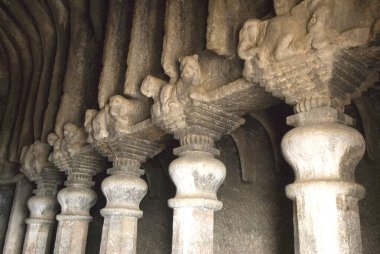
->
[238,0,380,108]
[0,28,22,164]
[123,0,166,100]
[0,184,14,251]
[237,1,379,253]
[162,0,208,82]
[207,0,272,57]
[143,50,249,252]
[49,123,105,254]
[354,85,380,161]
[86,94,165,253]
[0,3,35,161]
[20,141,62,254]
[1,2,42,158]
[43,0,69,143]
[283,111,366,253]
[3,176,33,254]
[54,0,104,136]
[97,0,134,108]
[24,0,56,142]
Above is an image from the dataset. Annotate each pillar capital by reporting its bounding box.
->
[85,96,165,254]
[238,0,380,110]
[19,141,62,254]
[48,123,105,254]
[142,54,251,254]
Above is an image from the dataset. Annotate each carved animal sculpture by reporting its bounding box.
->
[141,75,166,126]
[238,14,307,69]
[32,141,51,170]
[92,109,109,141]
[177,54,203,103]
[108,95,150,132]
[62,123,88,156]
[47,132,63,161]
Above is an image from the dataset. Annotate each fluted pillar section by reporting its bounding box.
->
[23,168,61,254]
[169,134,226,254]
[282,106,365,254]
[53,151,103,254]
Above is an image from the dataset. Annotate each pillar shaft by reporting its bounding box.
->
[23,195,58,254]
[54,183,96,254]
[48,123,104,254]
[98,134,161,254]
[282,108,366,254]
[172,207,214,254]
[22,176,61,254]
[23,219,55,254]
[0,183,15,250]
[3,176,33,254]
[169,135,226,254]
[100,213,138,253]
[99,170,146,254]
[54,218,91,254]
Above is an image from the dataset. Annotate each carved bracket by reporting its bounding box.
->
[238,0,380,108]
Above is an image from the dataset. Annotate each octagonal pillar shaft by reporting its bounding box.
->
[169,134,226,254]
[99,134,162,254]
[53,152,103,254]
[282,107,366,254]
[23,168,61,254]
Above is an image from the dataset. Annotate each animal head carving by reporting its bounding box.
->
[32,141,51,170]
[179,54,201,85]
[63,123,88,156]
[107,95,150,132]
[20,141,52,180]
[141,75,166,101]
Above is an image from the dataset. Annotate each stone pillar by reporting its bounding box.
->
[48,123,104,254]
[99,134,162,254]
[3,175,33,254]
[0,184,14,250]
[142,53,246,253]
[53,152,103,254]
[237,5,380,251]
[282,106,365,254]
[85,104,165,254]
[20,141,62,254]
[22,168,61,254]
[169,134,226,254]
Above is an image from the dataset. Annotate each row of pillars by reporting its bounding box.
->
[0,102,367,254]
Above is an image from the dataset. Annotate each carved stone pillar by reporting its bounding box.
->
[85,99,165,254]
[48,123,104,254]
[169,133,226,254]
[283,106,365,253]
[20,141,62,254]
[2,174,33,254]
[238,4,380,252]
[142,56,245,252]
[99,134,162,254]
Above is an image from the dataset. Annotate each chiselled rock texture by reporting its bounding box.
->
[20,141,62,254]
[86,94,165,253]
[0,0,380,253]
[238,1,380,253]
[49,123,104,254]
